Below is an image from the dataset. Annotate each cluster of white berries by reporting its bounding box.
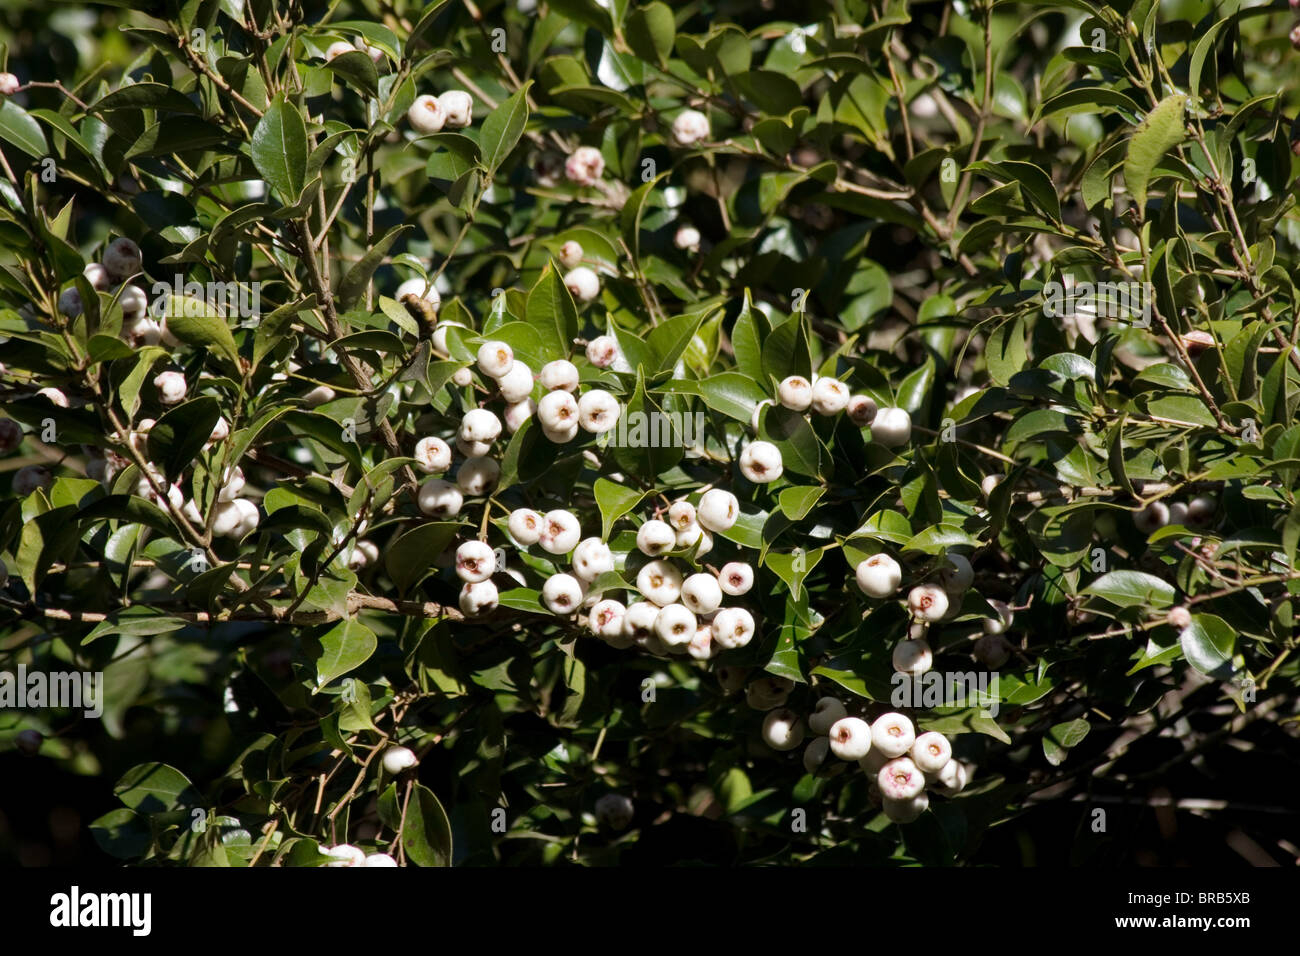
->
[553,240,601,303]
[324,36,386,65]
[407,89,474,134]
[1133,494,1216,535]
[762,699,969,824]
[323,844,399,867]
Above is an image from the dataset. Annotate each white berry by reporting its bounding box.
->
[577,389,620,433]
[564,146,605,186]
[103,238,143,282]
[381,745,418,774]
[508,508,543,544]
[438,90,473,128]
[777,375,813,411]
[543,573,584,614]
[808,697,848,736]
[939,552,974,594]
[459,579,499,616]
[496,361,534,404]
[711,607,756,649]
[414,436,452,473]
[696,489,739,532]
[762,708,806,751]
[827,716,873,760]
[870,406,912,447]
[637,558,683,606]
[456,457,499,496]
[636,519,675,556]
[910,731,952,773]
[539,359,579,392]
[674,225,701,251]
[855,553,902,598]
[739,441,783,483]
[847,394,878,427]
[539,509,581,554]
[878,756,925,800]
[892,638,933,676]
[572,537,614,582]
[589,599,626,639]
[810,377,850,415]
[655,603,697,646]
[718,561,753,595]
[557,241,584,270]
[455,540,496,583]
[585,335,619,367]
[408,94,446,134]
[907,584,949,622]
[477,341,514,379]
[670,109,710,146]
[417,478,462,517]
[564,267,600,303]
[680,573,723,615]
[871,712,916,759]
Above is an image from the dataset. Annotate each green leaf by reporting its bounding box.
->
[1124,94,1187,212]
[777,485,823,520]
[1179,613,1238,679]
[985,315,1028,387]
[384,522,461,594]
[338,224,413,311]
[594,478,647,539]
[0,99,49,158]
[524,262,579,360]
[114,763,201,813]
[626,2,676,66]
[312,619,378,689]
[147,397,221,483]
[479,82,531,174]
[322,50,379,98]
[1043,718,1090,766]
[251,95,309,203]
[159,295,241,366]
[403,784,453,867]
[1083,570,1176,610]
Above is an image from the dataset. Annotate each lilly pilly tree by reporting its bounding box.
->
[0,0,1297,866]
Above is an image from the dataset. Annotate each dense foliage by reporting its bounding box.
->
[1,0,1298,867]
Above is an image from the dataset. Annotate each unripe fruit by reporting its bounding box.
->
[572,537,614,582]
[981,474,1002,499]
[456,456,500,496]
[103,237,143,282]
[808,697,848,736]
[878,756,925,800]
[460,408,502,445]
[585,335,619,367]
[871,712,916,759]
[910,731,952,773]
[417,478,463,517]
[674,225,701,251]
[12,465,52,496]
[324,844,367,867]
[636,520,675,556]
[907,584,949,622]
[58,287,83,317]
[537,390,579,432]
[565,146,605,186]
[892,638,933,676]
[218,465,245,502]
[856,553,902,598]
[984,599,1014,634]
[364,853,398,867]
[539,509,581,554]
[973,632,1012,668]
[777,375,813,411]
[1133,501,1169,534]
[712,607,756,649]
[870,406,912,447]
[496,361,534,404]
[477,341,514,379]
[564,267,600,303]
[716,665,747,695]
[231,498,260,538]
[347,540,380,570]
[543,573,584,614]
[414,436,452,473]
[687,624,715,660]
[1167,605,1192,630]
[1187,494,1216,526]
[0,418,22,453]
[1167,501,1189,526]
[119,284,148,318]
[810,377,850,415]
[655,603,697,645]
[622,601,661,641]
[667,500,696,531]
[455,540,496,582]
[0,73,20,96]
[594,793,634,830]
[438,90,473,128]
[939,553,974,594]
[381,745,418,774]
[577,389,620,432]
[847,394,878,427]
[15,728,43,755]
[803,735,830,773]
[508,508,543,545]
[696,489,739,532]
[539,359,579,392]
[670,108,710,146]
[681,572,723,615]
[739,440,783,483]
[882,791,929,824]
[83,262,111,291]
[745,675,793,710]
[408,94,447,134]
[929,758,968,796]
[718,561,753,596]
[762,708,806,751]
[828,716,873,760]
[504,399,535,432]
[459,579,499,616]
[637,558,683,606]
[589,599,626,639]
[451,368,473,387]
[557,241,584,270]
